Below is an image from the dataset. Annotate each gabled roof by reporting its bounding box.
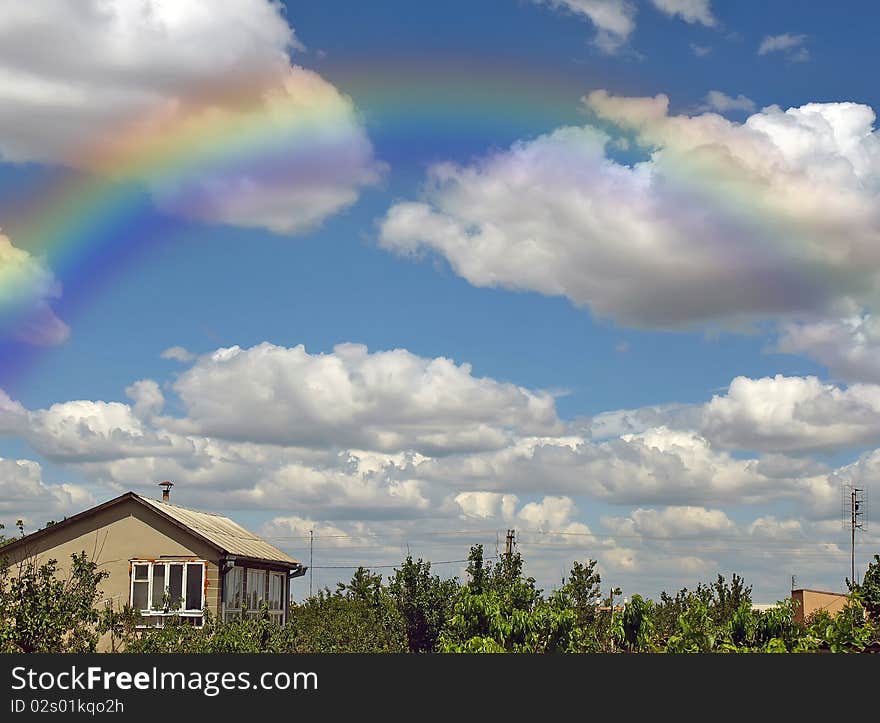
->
[2,491,303,570]
[137,495,300,566]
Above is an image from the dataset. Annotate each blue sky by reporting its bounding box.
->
[0,1,879,602]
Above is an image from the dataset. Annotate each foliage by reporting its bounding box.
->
[3,530,879,653]
[665,598,732,653]
[286,585,407,653]
[811,600,878,653]
[614,594,656,652]
[0,550,109,653]
[438,546,591,653]
[654,573,752,645]
[849,554,880,620]
[387,556,459,653]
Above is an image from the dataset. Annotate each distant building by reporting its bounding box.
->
[790,588,850,624]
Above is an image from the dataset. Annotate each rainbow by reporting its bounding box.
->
[0,54,818,378]
[0,57,597,361]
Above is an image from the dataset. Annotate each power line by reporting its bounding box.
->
[311,555,497,570]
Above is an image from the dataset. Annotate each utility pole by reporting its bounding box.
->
[309,529,314,598]
[505,529,515,560]
[850,487,865,584]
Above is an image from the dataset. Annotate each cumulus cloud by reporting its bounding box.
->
[0,388,27,434]
[650,0,715,26]
[125,379,164,421]
[160,346,196,363]
[0,342,872,599]
[0,0,383,234]
[453,491,519,521]
[380,91,880,330]
[165,342,563,454]
[758,33,809,61]
[698,90,756,114]
[452,491,589,535]
[0,457,93,525]
[413,427,835,512]
[701,375,880,452]
[24,399,189,463]
[0,233,69,345]
[536,1,637,54]
[777,312,880,384]
[602,506,735,539]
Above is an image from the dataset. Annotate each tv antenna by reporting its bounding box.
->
[842,484,868,584]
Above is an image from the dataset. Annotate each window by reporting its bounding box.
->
[224,567,244,620]
[222,566,285,625]
[267,572,285,625]
[246,569,266,615]
[129,559,206,627]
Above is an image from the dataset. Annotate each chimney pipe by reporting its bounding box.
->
[158,480,174,502]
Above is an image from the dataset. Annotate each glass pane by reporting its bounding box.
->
[185,563,204,611]
[151,565,166,609]
[225,567,243,609]
[268,573,283,610]
[133,564,149,581]
[247,570,265,610]
[132,581,148,610]
[169,564,184,609]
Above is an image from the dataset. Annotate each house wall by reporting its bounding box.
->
[2,498,221,649]
[791,589,850,624]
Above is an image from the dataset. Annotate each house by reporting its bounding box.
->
[0,485,307,636]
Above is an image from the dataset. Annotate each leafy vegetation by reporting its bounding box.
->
[2,528,879,653]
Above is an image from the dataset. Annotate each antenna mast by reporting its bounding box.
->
[842,484,868,584]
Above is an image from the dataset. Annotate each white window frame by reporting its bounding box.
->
[222,565,286,625]
[129,559,207,627]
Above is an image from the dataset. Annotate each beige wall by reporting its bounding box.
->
[792,589,850,623]
[2,498,222,644]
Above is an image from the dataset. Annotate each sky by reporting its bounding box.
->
[0,0,879,604]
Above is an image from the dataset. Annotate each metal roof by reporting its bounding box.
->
[137,494,300,565]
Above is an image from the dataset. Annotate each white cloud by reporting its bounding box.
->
[690,44,712,57]
[381,92,880,330]
[536,1,637,54]
[166,342,563,453]
[260,516,380,551]
[160,346,196,363]
[588,403,702,439]
[0,389,27,434]
[747,515,803,540]
[125,379,164,420]
[0,0,383,234]
[453,491,519,521]
[0,343,873,600]
[758,33,809,61]
[701,375,880,452]
[777,312,880,384]
[516,495,590,533]
[602,505,735,538]
[650,0,715,27]
[24,399,189,463]
[0,457,93,526]
[699,90,756,114]
[0,232,69,345]
[413,427,835,511]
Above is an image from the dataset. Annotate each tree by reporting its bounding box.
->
[614,594,656,652]
[387,556,459,653]
[849,554,880,620]
[558,559,601,628]
[0,551,109,653]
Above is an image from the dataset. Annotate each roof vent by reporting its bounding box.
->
[158,480,174,502]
